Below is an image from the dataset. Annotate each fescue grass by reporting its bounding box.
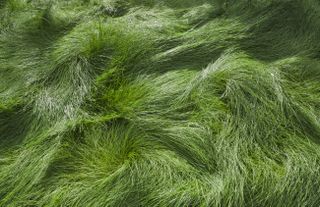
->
[1,0,320,206]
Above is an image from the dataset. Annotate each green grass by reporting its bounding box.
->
[1,0,320,206]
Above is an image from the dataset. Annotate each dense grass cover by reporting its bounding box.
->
[1,0,320,206]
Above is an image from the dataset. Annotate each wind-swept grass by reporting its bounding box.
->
[1,0,320,206]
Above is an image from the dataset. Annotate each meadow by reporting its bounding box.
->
[1,0,320,206]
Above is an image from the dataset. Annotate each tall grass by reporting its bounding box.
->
[1,0,320,206]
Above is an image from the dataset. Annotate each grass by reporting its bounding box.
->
[1,0,320,206]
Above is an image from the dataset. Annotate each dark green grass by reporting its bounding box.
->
[1,0,320,206]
